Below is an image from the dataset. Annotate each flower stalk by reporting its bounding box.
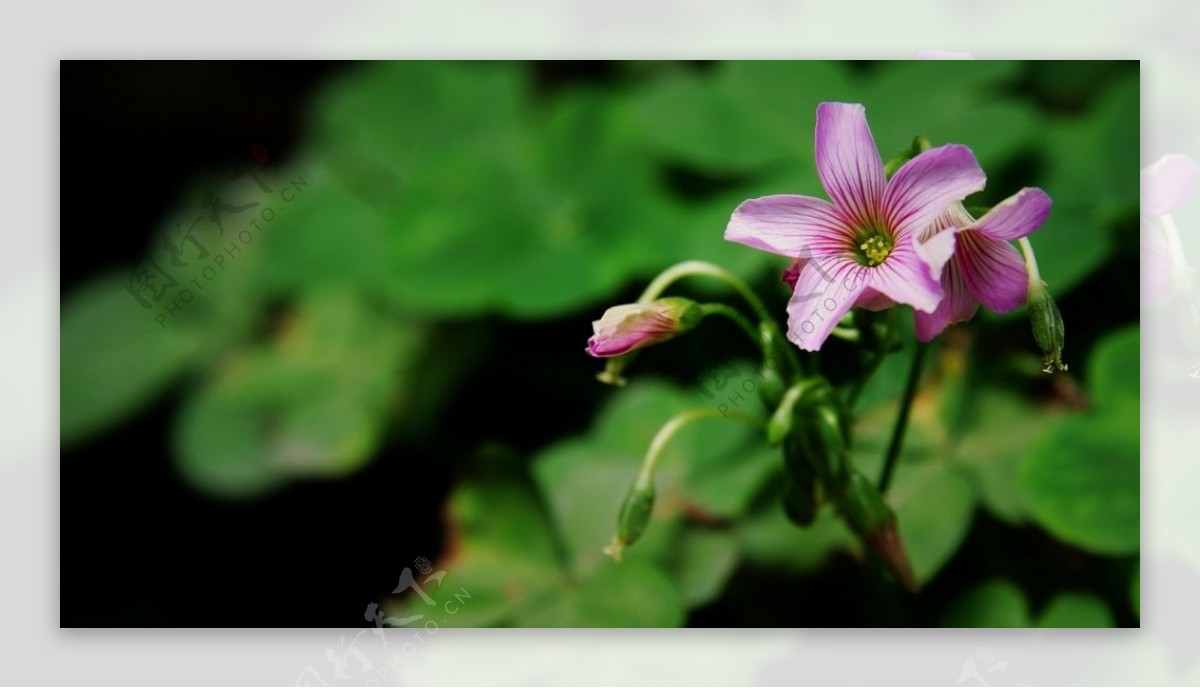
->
[878,340,928,494]
[604,407,764,561]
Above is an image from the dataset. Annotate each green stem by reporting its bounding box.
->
[638,260,768,315]
[700,303,762,349]
[878,341,928,494]
[636,407,765,490]
[1017,237,1042,285]
[639,260,802,380]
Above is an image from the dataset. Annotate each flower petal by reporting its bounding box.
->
[957,230,1028,313]
[883,144,986,239]
[785,256,868,352]
[866,237,944,313]
[970,187,1051,240]
[815,103,886,229]
[919,202,976,242]
[1142,154,1199,218]
[725,194,851,257]
[1141,219,1171,303]
[914,258,979,341]
[855,287,896,311]
[914,225,958,281]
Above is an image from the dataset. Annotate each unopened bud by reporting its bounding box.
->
[757,365,786,410]
[773,379,847,490]
[587,297,703,358]
[767,378,831,446]
[605,481,656,562]
[756,321,788,408]
[1027,279,1066,373]
[808,402,850,484]
[836,472,917,592]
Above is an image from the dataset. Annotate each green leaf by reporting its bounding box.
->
[388,465,566,628]
[394,450,689,627]
[534,380,772,576]
[297,63,691,318]
[396,379,765,627]
[1021,414,1139,555]
[738,503,858,573]
[61,274,198,445]
[942,579,1031,628]
[952,391,1065,524]
[586,379,774,519]
[1088,325,1140,415]
[254,165,394,295]
[673,529,740,608]
[862,61,1036,172]
[521,560,685,628]
[889,461,977,586]
[625,61,855,174]
[1037,593,1114,628]
[311,61,527,197]
[533,440,674,577]
[172,289,429,497]
[62,177,273,446]
[172,383,284,499]
[1031,72,1139,296]
[849,355,977,586]
[1021,327,1139,555]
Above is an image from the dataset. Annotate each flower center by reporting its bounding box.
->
[857,234,893,267]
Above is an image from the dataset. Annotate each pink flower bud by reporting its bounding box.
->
[586,297,702,358]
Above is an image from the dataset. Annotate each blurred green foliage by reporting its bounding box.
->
[60,61,1139,627]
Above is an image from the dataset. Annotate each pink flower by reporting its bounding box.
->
[725,102,986,351]
[912,189,1053,341]
[586,298,701,357]
[1141,154,1199,302]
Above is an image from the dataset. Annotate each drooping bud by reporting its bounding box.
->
[604,480,656,562]
[768,385,802,446]
[587,297,703,358]
[1027,277,1066,373]
[767,378,828,446]
[757,365,787,410]
[807,402,850,485]
[1018,237,1066,373]
[835,471,918,592]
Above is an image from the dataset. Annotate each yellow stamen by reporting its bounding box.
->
[859,235,892,266]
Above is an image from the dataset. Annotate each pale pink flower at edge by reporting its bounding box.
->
[913,189,1052,341]
[725,102,986,351]
[1142,154,1199,302]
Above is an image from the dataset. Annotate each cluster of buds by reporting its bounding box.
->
[770,377,916,590]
